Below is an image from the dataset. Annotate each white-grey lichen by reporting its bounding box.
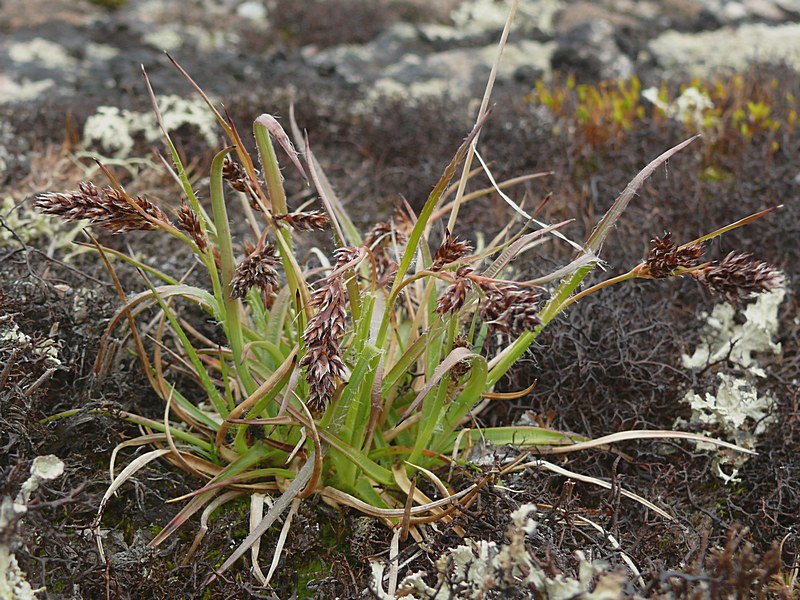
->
[83,95,219,158]
[0,456,65,600]
[451,0,564,38]
[371,505,629,599]
[642,86,716,128]
[678,285,787,482]
[7,39,74,69]
[0,318,61,366]
[682,287,785,376]
[683,373,776,449]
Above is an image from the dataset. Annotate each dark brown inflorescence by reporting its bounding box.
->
[691,251,782,306]
[177,201,208,253]
[644,232,705,278]
[300,247,358,413]
[230,241,280,299]
[431,231,473,271]
[480,285,542,335]
[274,211,329,231]
[35,182,172,233]
[436,266,474,315]
[221,157,251,193]
[222,157,262,211]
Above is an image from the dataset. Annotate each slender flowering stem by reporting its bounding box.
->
[557,271,638,311]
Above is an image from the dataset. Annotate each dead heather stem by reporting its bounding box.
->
[35,181,171,233]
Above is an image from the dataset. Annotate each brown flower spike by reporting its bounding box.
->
[177,201,208,253]
[300,247,358,413]
[480,285,542,335]
[436,266,474,315]
[230,241,280,299]
[431,230,473,271]
[643,232,705,278]
[35,182,171,233]
[691,252,782,307]
[222,157,261,211]
[274,211,329,231]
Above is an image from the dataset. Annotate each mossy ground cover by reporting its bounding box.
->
[1,63,798,598]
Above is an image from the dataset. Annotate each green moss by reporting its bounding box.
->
[529,68,798,164]
[87,0,128,9]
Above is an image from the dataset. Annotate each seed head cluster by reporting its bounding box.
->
[222,157,250,193]
[35,182,171,233]
[435,265,543,336]
[431,231,473,271]
[222,157,261,210]
[177,201,208,253]
[480,285,542,335]
[230,241,280,299]
[641,232,781,307]
[436,266,474,315]
[691,251,782,306]
[274,211,329,231]
[300,247,358,413]
[644,232,705,278]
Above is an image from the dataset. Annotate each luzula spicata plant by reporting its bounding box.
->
[35,12,783,587]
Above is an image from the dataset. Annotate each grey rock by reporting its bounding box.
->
[775,0,800,17]
[650,22,800,77]
[551,20,634,81]
[743,0,788,20]
[309,20,555,98]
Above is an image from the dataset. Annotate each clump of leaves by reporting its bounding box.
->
[37,28,783,593]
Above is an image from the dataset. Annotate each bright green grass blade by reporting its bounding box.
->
[76,242,180,285]
[142,280,230,418]
[143,66,215,235]
[288,105,361,246]
[439,426,587,456]
[485,137,700,388]
[322,431,394,488]
[265,286,292,348]
[41,407,213,450]
[209,147,257,396]
[382,320,446,399]
[431,355,488,456]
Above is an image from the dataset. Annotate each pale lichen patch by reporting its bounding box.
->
[682,286,785,375]
[678,285,787,482]
[0,456,65,600]
[683,373,776,448]
[7,39,74,69]
[83,95,219,157]
[371,505,629,599]
[0,319,61,366]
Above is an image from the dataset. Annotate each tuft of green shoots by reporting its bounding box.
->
[35,42,783,589]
